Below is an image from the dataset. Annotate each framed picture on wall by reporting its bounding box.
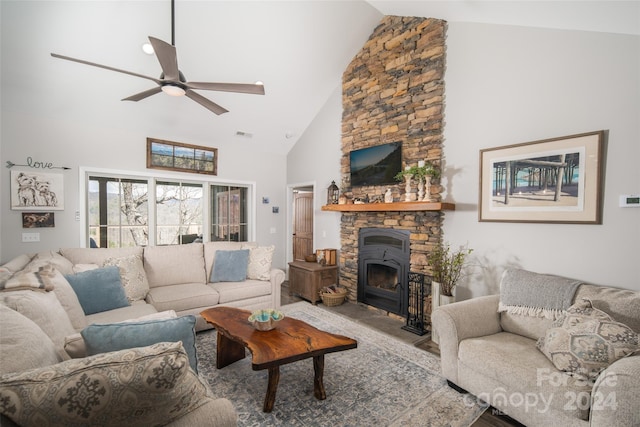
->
[22,212,55,228]
[147,138,217,175]
[479,130,605,224]
[10,171,64,210]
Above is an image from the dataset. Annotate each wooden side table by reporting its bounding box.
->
[288,261,338,305]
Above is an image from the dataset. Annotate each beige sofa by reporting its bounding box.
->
[432,269,639,427]
[3,241,284,333]
[0,241,284,426]
[63,242,283,330]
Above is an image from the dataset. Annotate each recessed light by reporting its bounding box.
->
[142,43,154,55]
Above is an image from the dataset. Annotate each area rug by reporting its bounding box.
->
[196,302,488,426]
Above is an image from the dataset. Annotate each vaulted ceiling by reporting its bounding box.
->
[2,1,637,155]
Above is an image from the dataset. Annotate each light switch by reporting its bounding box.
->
[620,195,640,207]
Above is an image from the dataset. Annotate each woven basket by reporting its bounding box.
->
[319,288,347,307]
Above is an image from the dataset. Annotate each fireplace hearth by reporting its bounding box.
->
[357,228,410,316]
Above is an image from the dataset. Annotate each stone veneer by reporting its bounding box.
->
[339,16,446,310]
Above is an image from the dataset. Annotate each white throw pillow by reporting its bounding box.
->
[0,289,75,362]
[0,304,61,375]
[244,245,275,281]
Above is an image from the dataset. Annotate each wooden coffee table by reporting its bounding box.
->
[200,306,357,412]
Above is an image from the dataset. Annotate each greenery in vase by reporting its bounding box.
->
[394,162,441,182]
[394,169,412,182]
[427,242,473,296]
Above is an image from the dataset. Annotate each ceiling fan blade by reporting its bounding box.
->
[186,82,265,95]
[148,36,180,81]
[185,90,228,115]
[122,86,163,102]
[51,53,160,83]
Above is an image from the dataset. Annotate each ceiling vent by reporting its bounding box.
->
[235,131,253,138]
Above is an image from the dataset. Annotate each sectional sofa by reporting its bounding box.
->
[4,241,283,332]
[0,241,284,426]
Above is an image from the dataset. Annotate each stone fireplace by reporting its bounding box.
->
[337,16,447,317]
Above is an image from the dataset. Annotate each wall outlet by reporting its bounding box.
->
[22,232,40,242]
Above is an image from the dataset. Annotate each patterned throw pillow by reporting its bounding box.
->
[245,245,275,281]
[103,255,150,302]
[0,342,213,427]
[537,299,639,381]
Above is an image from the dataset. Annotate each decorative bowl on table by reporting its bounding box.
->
[248,309,285,331]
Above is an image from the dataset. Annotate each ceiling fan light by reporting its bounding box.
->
[161,84,186,97]
[142,43,154,55]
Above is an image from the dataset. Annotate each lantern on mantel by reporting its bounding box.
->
[327,181,339,205]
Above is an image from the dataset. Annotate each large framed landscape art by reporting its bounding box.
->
[479,131,605,224]
[147,138,217,175]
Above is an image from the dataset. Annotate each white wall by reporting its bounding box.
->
[443,22,640,296]
[1,109,288,269]
[289,22,640,296]
[286,87,343,261]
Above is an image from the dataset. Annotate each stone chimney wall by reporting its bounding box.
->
[339,16,447,305]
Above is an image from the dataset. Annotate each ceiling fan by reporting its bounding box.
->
[50,0,264,115]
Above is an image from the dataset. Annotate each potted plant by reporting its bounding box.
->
[395,162,441,201]
[394,162,441,181]
[428,242,472,307]
[394,167,416,202]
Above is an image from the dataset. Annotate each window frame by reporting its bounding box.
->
[79,166,256,248]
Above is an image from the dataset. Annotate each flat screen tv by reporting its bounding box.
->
[350,142,402,187]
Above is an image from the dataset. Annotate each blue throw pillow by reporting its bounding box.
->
[81,315,198,372]
[64,266,129,315]
[210,249,250,282]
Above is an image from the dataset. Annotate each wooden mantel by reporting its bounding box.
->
[321,201,455,212]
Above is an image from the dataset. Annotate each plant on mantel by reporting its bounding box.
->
[394,161,441,182]
[427,242,473,296]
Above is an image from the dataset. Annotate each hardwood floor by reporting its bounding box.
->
[281,282,524,426]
